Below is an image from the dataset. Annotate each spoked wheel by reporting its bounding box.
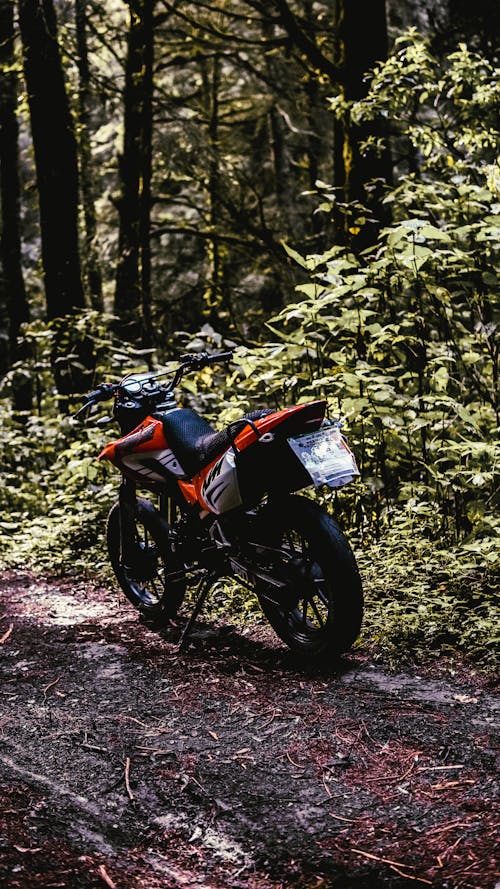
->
[250,495,363,658]
[107,498,186,622]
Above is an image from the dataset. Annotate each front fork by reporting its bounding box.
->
[118,477,138,566]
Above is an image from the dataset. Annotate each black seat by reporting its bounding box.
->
[160,409,231,478]
[160,407,274,479]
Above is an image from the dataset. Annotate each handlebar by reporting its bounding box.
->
[74,350,233,421]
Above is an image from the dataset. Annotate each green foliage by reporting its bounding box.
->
[0,401,115,576]
[223,35,499,667]
[358,526,499,671]
[0,311,154,576]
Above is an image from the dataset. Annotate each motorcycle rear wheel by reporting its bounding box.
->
[107,498,186,622]
[250,496,363,658]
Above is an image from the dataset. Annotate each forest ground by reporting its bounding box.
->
[0,570,498,889]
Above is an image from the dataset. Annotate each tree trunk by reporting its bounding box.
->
[114,0,155,345]
[139,0,154,347]
[75,0,103,311]
[334,0,392,247]
[303,0,332,243]
[0,0,31,410]
[200,53,225,321]
[18,0,84,319]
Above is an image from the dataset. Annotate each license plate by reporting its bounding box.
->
[287,425,360,489]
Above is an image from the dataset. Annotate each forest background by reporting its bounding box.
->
[0,0,498,670]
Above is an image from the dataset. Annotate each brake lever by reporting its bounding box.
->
[73,401,94,421]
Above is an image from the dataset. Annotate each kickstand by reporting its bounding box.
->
[177,572,215,653]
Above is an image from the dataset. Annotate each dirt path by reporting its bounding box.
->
[0,571,498,889]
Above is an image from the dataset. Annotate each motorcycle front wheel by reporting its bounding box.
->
[106,498,186,622]
[249,495,363,658]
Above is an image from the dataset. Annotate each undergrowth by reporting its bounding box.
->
[0,402,497,673]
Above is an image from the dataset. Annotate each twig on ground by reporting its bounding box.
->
[0,624,13,644]
[431,780,475,790]
[260,708,279,727]
[350,847,416,869]
[285,751,302,768]
[190,774,208,794]
[97,864,117,888]
[398,760,417,782]
[322,773,332,798]
[458,859,481,875]
[389,864,432,884]
[437,836,463,863]
[417,764,464,772]
[425,819,473,836]
[328,812,358,823]
[134,745,173,756]
[364,755,417,784]
[42,676,61,700]
[99,714,150,727]
[124,756,134,800]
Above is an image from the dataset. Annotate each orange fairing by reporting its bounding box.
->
[178,480,198,505]
[98,417,165,464]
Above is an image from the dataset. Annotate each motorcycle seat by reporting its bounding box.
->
[160,407,272,479]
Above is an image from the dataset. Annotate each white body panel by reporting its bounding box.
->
[201,449,243,514]
[122,447,187,484]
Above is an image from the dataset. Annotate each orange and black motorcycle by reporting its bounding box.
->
[76,351,363,658]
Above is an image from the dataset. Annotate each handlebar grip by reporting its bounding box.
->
[205,350,233,365]
[82,389,102,405]
[179,351,233,369]
[81,383,116,404]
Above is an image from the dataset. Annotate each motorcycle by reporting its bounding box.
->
[75,350,363,658]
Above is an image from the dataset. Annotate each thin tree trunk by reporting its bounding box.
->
[18,0,84,319]
[0,0,31,411]
[75,0,103,311]
[261,14,295,233]
[206,53,223,317]
[139,0,153,346]
[269,104,294,226]
[334,0,392,247]
[303,0,331,242]
[114,0,155,344]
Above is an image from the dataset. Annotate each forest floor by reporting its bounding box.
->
[0,571,498,889]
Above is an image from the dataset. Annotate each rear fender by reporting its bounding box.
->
[234,400,326,452]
